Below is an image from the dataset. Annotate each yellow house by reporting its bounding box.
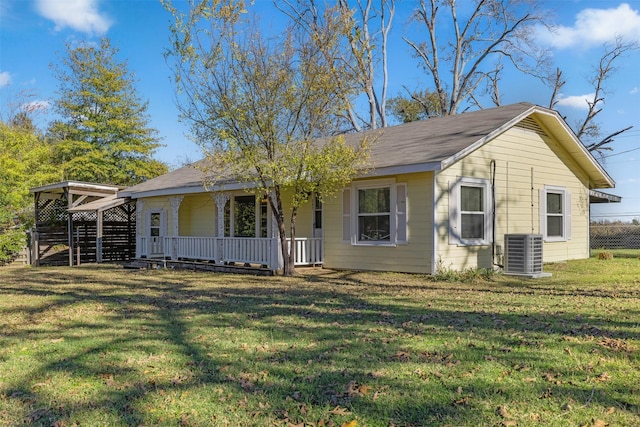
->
[118,103,618,275]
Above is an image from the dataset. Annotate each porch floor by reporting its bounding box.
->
[124,258,274,276]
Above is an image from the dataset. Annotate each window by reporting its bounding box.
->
[259,198,269,238]
[313,194,323,238]
[449,177,491,245]
[540,186,571,241]
[223,195,257,237]
[150,212,161,237]
[358,187,391,241]
[460,186,485,240]
[342,180,407,245]
[234,195,256,237]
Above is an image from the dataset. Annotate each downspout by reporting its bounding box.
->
[431,170,440,275]
[490,160,503,269]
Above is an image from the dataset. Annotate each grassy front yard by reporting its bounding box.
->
[0,258,639,426]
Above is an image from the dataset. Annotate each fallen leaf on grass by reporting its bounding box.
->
[391,351,410,362]
[539,388,552,399]
[342,421,357,427]
[330,406,351,416]
[453,396,471,406]
[345,381,372,397]
[496,405,511,418]
[592,420,608,427]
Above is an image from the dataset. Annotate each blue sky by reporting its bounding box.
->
[1,0,639,221]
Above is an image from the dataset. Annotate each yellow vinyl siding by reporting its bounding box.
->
[178,194,216,236]
[436,125,591,270]
[323,172,434,274]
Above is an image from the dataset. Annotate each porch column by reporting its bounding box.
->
[136,200,145,258]
[169,196,184,260]
[213,194,230,263]
[96,210,103,263]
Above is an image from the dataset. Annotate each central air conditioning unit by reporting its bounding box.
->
[504,234,551,278]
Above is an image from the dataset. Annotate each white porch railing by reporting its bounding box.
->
[154,236,323,270]
[138,236,148,258]
[288,237,323,265]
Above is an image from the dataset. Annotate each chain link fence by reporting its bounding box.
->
[590,224,640,249]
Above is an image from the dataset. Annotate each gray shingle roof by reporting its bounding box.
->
[347,102,535,170]
[120,102,612,198]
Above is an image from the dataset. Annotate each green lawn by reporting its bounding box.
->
[0,258,639,426]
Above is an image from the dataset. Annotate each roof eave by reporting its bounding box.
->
[530,107,615,189]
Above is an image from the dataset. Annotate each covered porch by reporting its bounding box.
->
[137,235,323,271]
[133,192,324,273]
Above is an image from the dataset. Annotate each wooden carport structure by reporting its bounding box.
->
[30,181,136,266]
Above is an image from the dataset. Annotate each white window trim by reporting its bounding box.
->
[343,178,408,247]
[449,177,492,246]
[540,185,571,242]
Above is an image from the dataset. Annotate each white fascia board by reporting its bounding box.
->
[120,181,258,199]
[532,107,615,188]
[30,180,121,194]
[357,162,442,178]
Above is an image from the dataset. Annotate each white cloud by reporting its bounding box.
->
[631,87,639,95]
[35,0,112,35]
[555,93,595,109]
[0,71,11,88]
[540,3,640,49]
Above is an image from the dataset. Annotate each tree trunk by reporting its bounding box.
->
[285,208,298,276]
[270,187,297,276]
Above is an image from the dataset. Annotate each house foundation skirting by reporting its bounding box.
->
[125,258,275,276]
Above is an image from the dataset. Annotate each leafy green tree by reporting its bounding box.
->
[387,88,442,123]
[49,38,167,185]
[0,116,60,263]
[164,0,371,275]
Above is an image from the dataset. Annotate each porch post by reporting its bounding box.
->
[65,188,74,267]
[213,194,230,263]
[169,196,184,260]
[136,199,144,258]
[96,210,103,263]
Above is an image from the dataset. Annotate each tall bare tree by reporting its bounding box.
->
[548,37,638,156]
[163,0,370,275]
[404,0,549,116]
[276,0,395,130]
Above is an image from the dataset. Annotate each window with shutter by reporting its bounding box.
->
[540,186,571,241]
[342,180,407,246]
[449,177,492,246]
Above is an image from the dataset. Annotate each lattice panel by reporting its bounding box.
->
[73,211,97,222]
[36,198,67,225]
[104,203,135,222]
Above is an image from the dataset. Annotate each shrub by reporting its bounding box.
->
[0,228,25,265]
[597,250,614,260]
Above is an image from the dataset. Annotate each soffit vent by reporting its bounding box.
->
[515,117,545,135]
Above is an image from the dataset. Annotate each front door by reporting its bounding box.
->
[148,211,166,257]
